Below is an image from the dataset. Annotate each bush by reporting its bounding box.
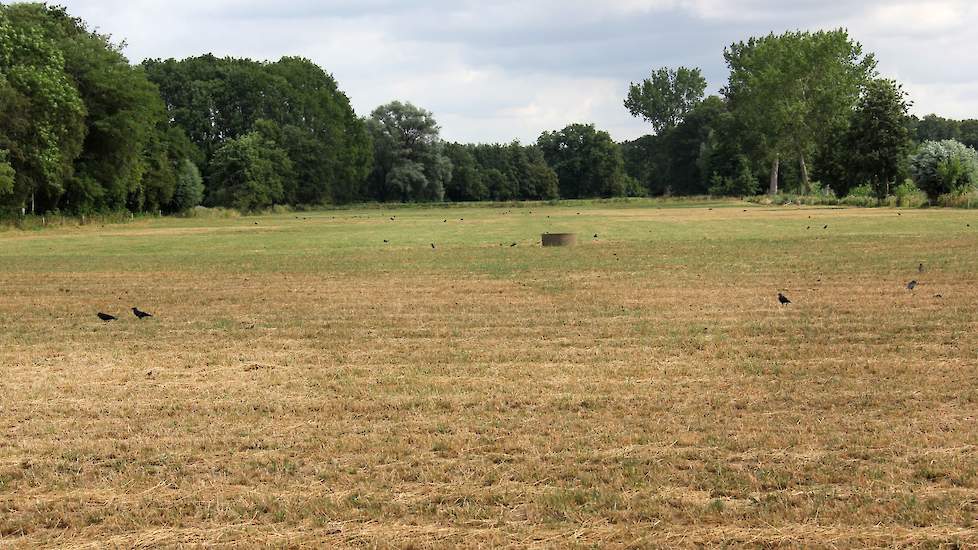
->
[910,140,978,198]
[937,190,978,208]
[188,206,241,219]
[840,195,877,207]
[708,156,758,197]
[892,180,928,207]
[846,183,875,198]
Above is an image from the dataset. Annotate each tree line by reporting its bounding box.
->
[621,31,978,201]
[3,4,977,217]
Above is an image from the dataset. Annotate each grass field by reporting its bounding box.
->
[1,200,977,547]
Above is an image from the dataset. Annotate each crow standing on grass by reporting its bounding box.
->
[907,280,918,291]
[132,307,153,319]
[97,312,117,322]
[778,293,791,306]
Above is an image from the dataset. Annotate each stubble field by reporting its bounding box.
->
[1,200,977,547]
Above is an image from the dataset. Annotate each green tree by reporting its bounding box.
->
[625,67,707,134]
[845,79,912,198]
[0,4,86,214]
[208,132,292,211]
[170,159,205,212]
[537,124,631,199]
[915,114,960,143]
[366,101,451,202]
[142,55,371,205]
[443,143,488,202]
[724,30,876,194]
[0,150,14,197]
[910,140,978,198]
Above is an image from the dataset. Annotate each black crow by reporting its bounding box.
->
[431,243,436,249]
[594,234,599,238]
[778,293,791,306]
[97,312,117,322]
[918,263,925,273]
[907,280,918,291]
[390,217,395,221]
[510,243,517,247]
[132,307,153,319]
[823,225,828,229]
[383,240,389,243]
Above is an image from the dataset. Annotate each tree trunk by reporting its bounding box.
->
[769,155,779,195]
[799,153,810,195]
[30,192,35,215]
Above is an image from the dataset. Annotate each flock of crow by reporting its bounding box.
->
[778,262,931,306]
[97,307,153,322]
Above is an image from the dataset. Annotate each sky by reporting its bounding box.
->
[54,0,978,144]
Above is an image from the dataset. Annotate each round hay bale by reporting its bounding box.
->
[542,233,577,247]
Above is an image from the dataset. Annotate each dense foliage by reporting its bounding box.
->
[910,140,978,198]
[538,124,639,199]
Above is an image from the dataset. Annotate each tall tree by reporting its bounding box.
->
[537,124,633,199]
[208,131,292,211]
[142,55,372,204]
[366,101,451,202]
[845,79,912,198]
[0,4,86,214]
[625,67,707,134]
[723,30,876,194]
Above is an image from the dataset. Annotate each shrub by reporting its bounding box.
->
[937,190,978,208]
[910,140,978,198]
[846,183,875,198]
[892,180,928,208]
[708,156,758,197]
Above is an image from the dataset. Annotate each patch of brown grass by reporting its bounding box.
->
[1,206,977,547]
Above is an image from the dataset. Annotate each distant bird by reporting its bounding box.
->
[778,293,791,306]
[510,243,517,247]
[132,307,153,319]
[907,280,918,291]
[898,212,902,216]
[918,263,925,273]
[383,239,389,243]
[97,312,117,322]
[806,226,811,230]
[935,294,944,299]
[390,217,395,221]
[823,225,828,229]
[431,243,436,249]
[444,220,447,223]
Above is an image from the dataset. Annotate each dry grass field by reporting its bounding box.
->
[1,200,977,548]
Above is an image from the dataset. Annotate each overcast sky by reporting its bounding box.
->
[55,0,978,144]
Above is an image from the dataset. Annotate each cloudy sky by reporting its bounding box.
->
[56,0,978,143]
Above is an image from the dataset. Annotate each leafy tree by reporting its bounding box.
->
[366,101,451,202]
[915,114,960,143]
[143,55,371,204]
[708,155,758,196]
[208,132,292,211]
[0,150,14,197]
[443,143,488,201]
[664,95,727,195]
[909,140,978,198]
[724,30,876,194]
[845,79,912,198]
[625,67,707,134]
[170,159,205,212]
[0,4,86,214]
[537,124,631,199]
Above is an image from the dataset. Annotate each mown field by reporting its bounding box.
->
[1,200,977,548]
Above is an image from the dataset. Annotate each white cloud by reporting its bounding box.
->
[55,0,978,143]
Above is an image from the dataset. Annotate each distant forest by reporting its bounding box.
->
[2,3,977,216]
